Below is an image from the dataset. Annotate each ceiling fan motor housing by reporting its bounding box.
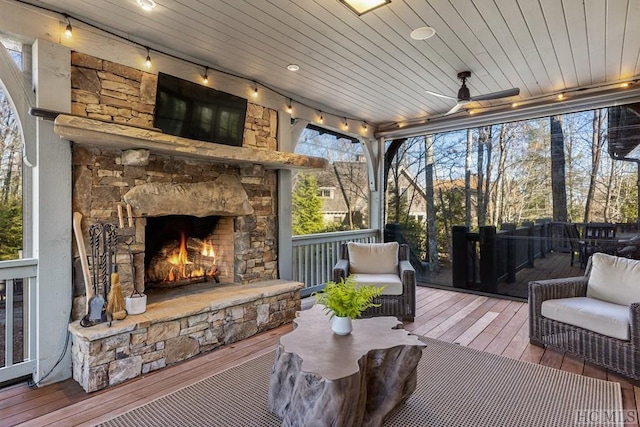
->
[457,71,472,100]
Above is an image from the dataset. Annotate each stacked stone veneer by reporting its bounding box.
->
[70,51,277,151]
[70,281,301,392]
[72,146,279,317]
[70,52,281,318]
[67,53,295,392]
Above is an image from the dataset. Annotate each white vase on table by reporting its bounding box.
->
[332,315,353,335]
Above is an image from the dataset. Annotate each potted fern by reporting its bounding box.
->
[313,275,384,335]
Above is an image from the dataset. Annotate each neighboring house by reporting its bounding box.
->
[307,160,370,228]
[299,160,431,228]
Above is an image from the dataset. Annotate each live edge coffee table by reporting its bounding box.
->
[268,305,426,427]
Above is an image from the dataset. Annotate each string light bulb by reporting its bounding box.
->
[63,14,73,39]
[344,118,349,130]
[144,48,152,69]
[202,66,209,85]
[286,99,292,114]
[557,93,565,100]
[362,122,367,131]
[319,112,324,124]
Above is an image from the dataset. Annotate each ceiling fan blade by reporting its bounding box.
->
[426,90,457,101]
[470,87,520,101]
[445,102,466,115]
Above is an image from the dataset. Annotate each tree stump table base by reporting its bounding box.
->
[268,305,426,427]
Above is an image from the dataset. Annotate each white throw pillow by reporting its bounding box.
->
[587,253,640,305]
[347,242,399,275]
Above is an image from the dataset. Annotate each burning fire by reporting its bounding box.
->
[202,240,215,259]
[163,233,219,283]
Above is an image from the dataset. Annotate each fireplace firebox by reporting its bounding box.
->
[144,215,235,290]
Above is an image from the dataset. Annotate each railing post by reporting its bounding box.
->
[501,223,516,283]
[452,226,468,288]
[479,226,497,293]
[522,221,535,267]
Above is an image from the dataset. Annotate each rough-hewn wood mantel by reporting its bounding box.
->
[53,114,328,170]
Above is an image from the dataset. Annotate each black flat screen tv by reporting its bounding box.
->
[153,72,247,147]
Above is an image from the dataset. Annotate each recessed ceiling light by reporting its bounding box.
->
[137,0,156,11]
[287,64,300,71]
[339,0,391,16]
[410,26,436,40]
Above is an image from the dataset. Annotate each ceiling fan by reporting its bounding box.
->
[426,71,520,115]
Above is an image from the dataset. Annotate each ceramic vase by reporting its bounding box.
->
[332,315,353,335]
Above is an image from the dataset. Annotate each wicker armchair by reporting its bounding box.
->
[529,255,640,380]
[333,242,416,322]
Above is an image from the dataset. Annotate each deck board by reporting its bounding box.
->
[1,285,638,426]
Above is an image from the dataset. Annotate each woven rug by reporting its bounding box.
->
[100,338,623,427]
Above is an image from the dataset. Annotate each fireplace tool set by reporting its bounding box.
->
[79,222,119,327]
[73,204,144,328]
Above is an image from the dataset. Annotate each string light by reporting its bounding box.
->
[344,118,348,130]
[557,93,565,100]
[202,66,209,85]
[319,112,324,124]
[63,14,73,39]
[286,99,292,114]
[144,47,152,69]
[252,82,259,97]
[362,122,367,131]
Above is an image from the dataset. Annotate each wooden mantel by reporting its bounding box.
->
[53,114,328,171]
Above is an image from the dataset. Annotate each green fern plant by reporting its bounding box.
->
[313,275,384,318]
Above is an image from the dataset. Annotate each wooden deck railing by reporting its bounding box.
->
[452,221,552,293]
[292,229,379,296]
[0,258,37,383]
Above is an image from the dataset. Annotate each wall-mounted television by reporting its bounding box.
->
[153,72,247,147]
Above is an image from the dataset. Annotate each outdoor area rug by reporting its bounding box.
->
[100,337,623,427]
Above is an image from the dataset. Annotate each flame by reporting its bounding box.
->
[202,240,215,259]
[163,234,218,283]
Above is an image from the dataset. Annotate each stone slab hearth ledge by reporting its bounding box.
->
[69,280,302,341]
[68,280,303,392]
[53,114,328,170]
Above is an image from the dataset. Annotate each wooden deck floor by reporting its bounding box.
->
[1,285,638,426]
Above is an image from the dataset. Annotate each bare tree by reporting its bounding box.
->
[425,134,438,272]
[584,109,605,222]
[550,115,568,222]
[465,129,472,227]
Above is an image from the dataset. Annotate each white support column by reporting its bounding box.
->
[278,117,311,280]
[277,112,294,280]
[361,137,385,240]
[32,39,72,385]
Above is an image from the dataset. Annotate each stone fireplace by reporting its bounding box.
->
[71,145,279,304]
[64,52,326,392]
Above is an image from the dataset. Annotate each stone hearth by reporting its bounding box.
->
[69,280,302,392]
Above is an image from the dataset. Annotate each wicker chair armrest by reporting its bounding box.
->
[528,276,588,345]
[333,259,349,283]
[529,276,588,305]
[630,302,640,345]
[399,260,416,291]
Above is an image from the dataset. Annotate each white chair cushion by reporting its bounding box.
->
[541,297,630,341]
[587,253,640,305]
[351,273,403,296]
[347,242,399,275]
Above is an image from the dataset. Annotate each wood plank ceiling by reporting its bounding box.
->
[22,0,640,135]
